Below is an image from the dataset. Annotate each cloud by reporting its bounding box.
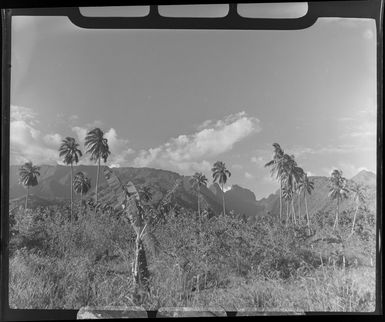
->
[10,106,59,165]
[11,105,39,125]
[133,111,261,174]
[43,133,63,147]
[244,172,254,179]
[232,164,243,170]
[250,156,265,168]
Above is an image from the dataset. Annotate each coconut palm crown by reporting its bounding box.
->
[190,172,208,217]
[328,169,349,230]
[212,161,231,215]
[265,143,285,221]
[85,128,111,203]
[18,161,40,209]
[59,137,82,219]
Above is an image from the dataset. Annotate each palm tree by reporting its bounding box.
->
[298,173,314,235]
[189,172,208,219]
[328,169,349,230]
[265,143,285,221]
[84,128,111,204]
[280,154,303,226]
[59,137,82,220]
[73,171,91,214]
[18,161,40,209]
[212,161,231,215]
[348,182,366,236]
[282,184,293,227]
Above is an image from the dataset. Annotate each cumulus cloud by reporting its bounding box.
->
[133,111,261,174]
[10,105,59,165]
[244,172,254,179]
[250,156,265,168]
[43,133,63,147]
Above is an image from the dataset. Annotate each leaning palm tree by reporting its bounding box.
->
[59,137,82,220]
[189,172,208,219]
[348,182,366,236]
[18,161,40,209]
[282,184,293,227]
[265,143,285,221]
[212,161,231,215]
[73,171,91,214]
[328,169,349,230]
[298,173,314,235]
[280,154,303,226]
[84,128,111,204]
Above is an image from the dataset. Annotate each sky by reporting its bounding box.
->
[9,6,377,199]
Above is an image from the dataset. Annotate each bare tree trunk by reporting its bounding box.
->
[132,237,149,290]
[291,199,296,226]
[351,204,359,236]
[305,194,311,236]
[279,181,282,222]
[25,186,29,210]
[81,191,83,216]
[197,186,200,219]
[285,201,289,227]
[298,193,301,225]
[96,158,100,204]
[333,197,339,230]
[222,183,226,215]
[70,163,73,222]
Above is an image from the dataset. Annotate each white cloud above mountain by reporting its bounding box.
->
[133,111,261,174]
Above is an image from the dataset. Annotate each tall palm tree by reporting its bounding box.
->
[348,182,366,236]
[281,154,303,226]
[73,171,91,214]
[282,184,293,227]
[84,128,111,204]
[265,143,285,221]
[298,173,314,235]
[328,169,349,230]
[212,161,231,215]
[59,137,82,220]
[189,172,208,219]
[18,161,40,209]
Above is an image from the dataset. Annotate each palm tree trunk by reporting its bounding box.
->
[305,193,311,236]
[81,191,83,215]
[197,186,200,219]
[96,158,100,204]
[285,201,289,227]
[221,183,226,215]
[279,181,282,222]
[351,204,359,236]
[334,197,339,230]
[298,193,301,224]
[25,186,29,209]
[291,199,296,226]
[70,163,73,222]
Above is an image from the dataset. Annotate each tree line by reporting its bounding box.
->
[17,133,366,236]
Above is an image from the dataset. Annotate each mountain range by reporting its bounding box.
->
[9,165,376,221]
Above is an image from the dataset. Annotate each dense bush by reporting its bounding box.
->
[9,201,376,311]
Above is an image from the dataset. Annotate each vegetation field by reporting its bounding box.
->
[9,199,376,311]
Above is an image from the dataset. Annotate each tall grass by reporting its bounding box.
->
[9,203,376,311]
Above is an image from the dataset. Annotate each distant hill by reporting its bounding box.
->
[9,165,224,214]
[9,165,376,220]
[351,170,376,186]
[254,171,377,220]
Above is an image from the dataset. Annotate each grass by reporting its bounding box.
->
[8,204,377,312]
